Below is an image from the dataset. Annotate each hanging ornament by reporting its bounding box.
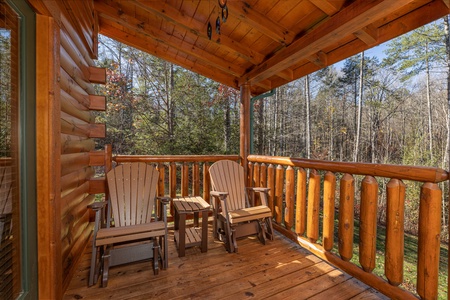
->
[218,0,227,9]
[216,16,221,35]
[222,5,228,23]
[207,21,212,40]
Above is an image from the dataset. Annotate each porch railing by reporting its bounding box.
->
[103,152,448,299]
[247,154,448,300]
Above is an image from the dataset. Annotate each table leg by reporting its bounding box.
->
[194,212,199,227]
[178,213,186,257]
[201,210,208,253]
[174,209,179,230]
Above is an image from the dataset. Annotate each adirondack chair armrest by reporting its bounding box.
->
[156,197,171,222]
[247,187,270,193]
[88,201,108,237]
[210,191,228,199]
[246,187,270,206]
[88,201,107,211]
[157,196,171,205]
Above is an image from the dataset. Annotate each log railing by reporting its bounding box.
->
[98,152,448,298]
[247,154,448,300]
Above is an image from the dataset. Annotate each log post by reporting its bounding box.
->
[284,166,295,230]
[203,163,210,204]
[181,162,189,197]
[240,83,251,180]
[275,165,284,224]
[323,171,336,251]
[417,182,441,299]
[295,168,307,236]
[385,178,405,286]
[267,164,275,213]
[339,173,355,261]
[192,162,200,196]
[359,175,378,272]
[307,169,321,243]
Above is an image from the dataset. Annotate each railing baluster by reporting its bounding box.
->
[253,163,261,206]
[295,168,307,236]
[323,171,336,251]
[267,164,275,214]
[247,161,254,187]
[307,169,320,243]
[284,166,295,230]
[359,175,378,272]
[203,163,210,204]
[275,165,284,224]
[260,163,267,188]
[417,182,441,300]
[169,162,177,198]
[192,162,200,196]
[385,178,405,286]
[339,173,355,261]
[156,163,165,218]
[181,162,189,196]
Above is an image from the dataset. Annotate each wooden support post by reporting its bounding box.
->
[36,14,62,300]
[240,83,251,179]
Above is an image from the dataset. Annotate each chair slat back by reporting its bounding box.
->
[209,160,246,211]
[107,163,158,227]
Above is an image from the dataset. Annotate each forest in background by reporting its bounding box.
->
[95,17,450,240]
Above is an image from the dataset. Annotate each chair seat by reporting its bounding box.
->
[227,205,272,224]
[96,222,166,246]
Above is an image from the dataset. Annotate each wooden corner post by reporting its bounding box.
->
[240,83,251,181]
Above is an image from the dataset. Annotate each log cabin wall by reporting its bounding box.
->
[29,0,106,298]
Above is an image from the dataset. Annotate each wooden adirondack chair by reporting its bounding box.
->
[88,162,170,287]
[209,160,274,253]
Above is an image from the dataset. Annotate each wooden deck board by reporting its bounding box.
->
[63,226,388,300]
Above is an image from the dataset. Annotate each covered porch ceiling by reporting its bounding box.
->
[94,0,450,96]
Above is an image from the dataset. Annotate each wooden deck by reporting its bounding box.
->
[64,226,389,300]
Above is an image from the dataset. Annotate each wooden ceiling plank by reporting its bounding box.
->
[100,23,239,89]
[132,0,265,65]
[354,25,378,46]
[227,1,295,45]
[308,0,339,16]
[240,0,416,86]
[442,0,450,8]
[95,1,244,77]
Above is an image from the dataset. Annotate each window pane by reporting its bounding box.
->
[0,2,20,299]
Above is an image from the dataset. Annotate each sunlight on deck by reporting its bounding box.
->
[64,226,389,300]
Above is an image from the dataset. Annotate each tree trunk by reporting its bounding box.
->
[425,41,433,161]
[354,52,364,162]
[305,75,311,159]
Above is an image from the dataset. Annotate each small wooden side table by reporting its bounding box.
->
[173,196,211,257]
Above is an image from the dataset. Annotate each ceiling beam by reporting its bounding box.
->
[95,1,245,77]
[132,0,265,65]
[227,1,295,45]
[308,0,339,15]
[100,23,239,89]
[307,51,328,68]
[354,25,378,46]
[240,0,416,86]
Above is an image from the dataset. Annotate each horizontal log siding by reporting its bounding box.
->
[58,1,100,293]
[247,155,449,300]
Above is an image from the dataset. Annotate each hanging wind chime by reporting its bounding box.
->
[208,0,228,40]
